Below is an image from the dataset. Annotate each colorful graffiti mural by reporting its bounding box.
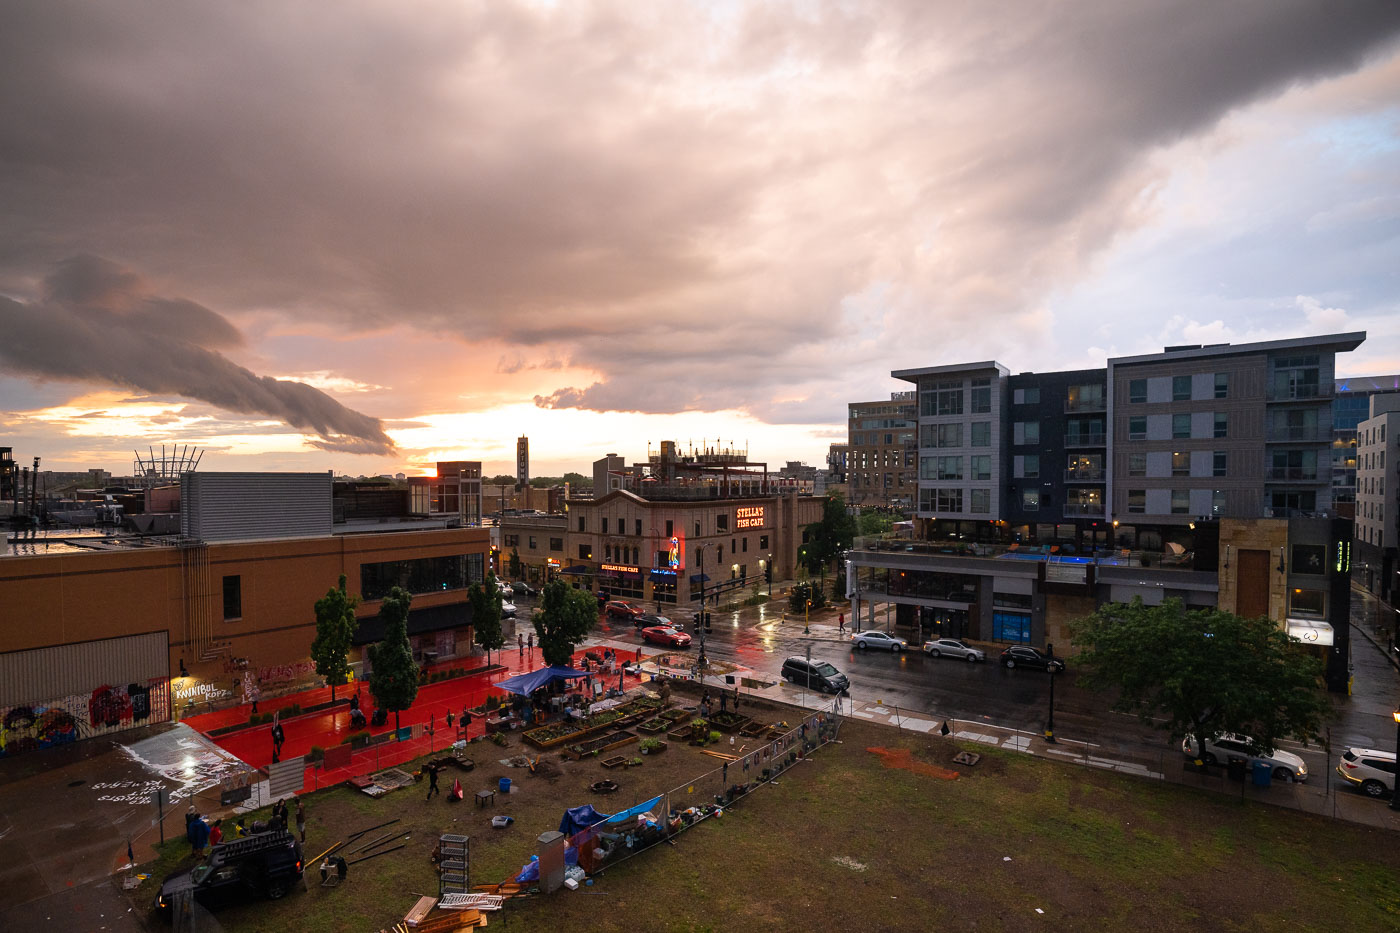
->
[0,677,170,758]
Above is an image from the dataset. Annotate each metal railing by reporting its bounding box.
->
[1062,502,1106,517]
[1265,425,1331,443]
[1265,468,1323,482]
[1064,468,1106,482]
[1064,433,1107,447]
[1267,383,1333,401]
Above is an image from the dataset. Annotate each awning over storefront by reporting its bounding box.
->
[1286,618,1334,647]
[689,573,710,583]
[561,565,588,574]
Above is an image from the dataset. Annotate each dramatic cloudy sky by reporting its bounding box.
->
[3,1,1400,478]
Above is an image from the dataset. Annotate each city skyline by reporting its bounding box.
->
[3,2,1400,479]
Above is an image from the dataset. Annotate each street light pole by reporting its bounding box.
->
[1045,642,1057,743]
[1391,707,1400,812]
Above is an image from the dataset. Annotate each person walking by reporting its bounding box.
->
[463,707,472,739]
[295,799,306,843]
[518,634,524,658]
[425,764,440,800]
[732,686,740,711]
[208,819,223,849]
[838,612,844,633]
[527,632,533,652]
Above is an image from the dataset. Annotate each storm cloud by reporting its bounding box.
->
[0,0,1398,438]
[0,257,396,454]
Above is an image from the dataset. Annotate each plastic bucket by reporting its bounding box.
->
[499,777,512,794]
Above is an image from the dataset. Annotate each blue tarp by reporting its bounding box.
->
[605,794,664,825]
[513,846,579,883]
[559,804,610,836]
[494,665,590,696]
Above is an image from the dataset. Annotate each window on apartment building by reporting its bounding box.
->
[1128,490,1146,513]
[694,521,700,537]
[970,378,992,413]
[1015,421,1040,445]
[970,489,990,513]
[222,575,241,621]
[601,517,609,534]
[1212,489,1226,517]
[579,544,592,560]
[635,519,642,536]
[717,514,729,531]
[1129,379,1147,403]
[760,535,769,549]
[919,488,937,511]
[504,534,519,547]
[971,422,991,447]
[1129,416,1147,440]
[1171,490,1190,514]
[937,488,964,512]
[1022,490,1040,511]
[937,423,963,448]
[1128,453,1146,477]
[1013,387,1041,405]
[920,457,937,480]
[970,455,992,481]
[550,538,563,551]
[1214,413,1229,438]
[578,516,586,532]
[1213,452,1228,477]
[1172,413,1191,438]
[1171,451,1190,476]
[937,456,963,480]
[937,382,964,416]
[1214,372,1229,399]
[742,538,749,552]
[1172,375,1192,401]
[528,536,537,549]
[1018,454,1040,479]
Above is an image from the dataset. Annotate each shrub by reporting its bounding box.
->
[341,729,372,746]
[708,730,722,745]
[307,745,325,762]
[639,738,663,753]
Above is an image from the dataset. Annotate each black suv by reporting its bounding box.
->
[156,831,303,918]
[780,657,849,694]
[999,646,1065,671]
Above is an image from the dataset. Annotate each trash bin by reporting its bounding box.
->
[499,777,512,794]
[1226,756,1247,782]
[1252,760,1272,787]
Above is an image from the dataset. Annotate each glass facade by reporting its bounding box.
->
[361,554,476,600]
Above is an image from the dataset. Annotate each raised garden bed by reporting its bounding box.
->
[636,718,669,734]
[661,709,690,722]
[564,730,638,760]
[639,739,667,755]
[667,727,693,742]
[708,711,751,733]
[739,721,768,738]
[601,756,627,769]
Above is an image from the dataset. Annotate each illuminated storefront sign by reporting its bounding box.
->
[600,563,639,574]
[735,506,766,529]
[669,536,680,569]
[1286,618,1334,646]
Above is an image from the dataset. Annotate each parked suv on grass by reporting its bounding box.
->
[780,657,849,694]
[1337,747,1396,798]
[156,831,303,918]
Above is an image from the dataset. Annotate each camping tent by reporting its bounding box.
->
[494,665,590,696]
[559,804,610,836]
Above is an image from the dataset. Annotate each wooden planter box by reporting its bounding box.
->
[640,741,667,755]
[636,719,669,734]
[667,727,692,742]
[600,756,627,769]
[739,722,768,738]
[708,712,751,734]
[661,709,689,722]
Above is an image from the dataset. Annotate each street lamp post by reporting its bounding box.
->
[1391,707,1400,812]
[1045,642,1057,743]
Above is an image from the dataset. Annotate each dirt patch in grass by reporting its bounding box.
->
[126,702,1400,932]
[867,745,960,780]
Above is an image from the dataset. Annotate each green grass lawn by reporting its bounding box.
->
[130,711,1400,933]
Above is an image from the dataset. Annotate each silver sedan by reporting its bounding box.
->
[851,630,908,652]
[922,638,985,662]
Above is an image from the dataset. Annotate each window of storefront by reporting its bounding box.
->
[993,611,1032,644]
[360,554,472,600]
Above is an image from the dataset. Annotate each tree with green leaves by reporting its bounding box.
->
[1068,598,1331,760]
[470,577,505,665]
[802,495,857,581]
[367,586,418,731]
[311,574,359,702]
[484,474,517,485]
[508,547,522,578]
[856,509,894,538]
[532,580,597,667]
[788,580,826,615]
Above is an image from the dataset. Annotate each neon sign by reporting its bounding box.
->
[735,506,766,529]
[600,563,639,574]
[669,536,680,570]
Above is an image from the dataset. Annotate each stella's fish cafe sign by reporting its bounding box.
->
[735,506,766,529]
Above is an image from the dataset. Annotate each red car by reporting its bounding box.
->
[604,600,645,620]
[641,626,691,647]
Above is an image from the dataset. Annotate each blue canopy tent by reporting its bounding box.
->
[494,665,589,696]
[559,804,610,836]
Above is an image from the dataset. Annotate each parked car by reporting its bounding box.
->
[500,599,517,618]
[923,638,985,662]
[634,612,673,629]
[604,600,645,620]
[780,657,849,694]
[156,831,303,917]
[1181,733,1309,782]
[1336,747,1396,798]
[510,581,537,598]
[641,625,691,647]
[999,645,1065,671]
[851,630,907,652]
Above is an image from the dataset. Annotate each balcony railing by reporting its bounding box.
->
[1267,383,1333,401]
[1264,468,1323,482]
[1064,398,1107,413]
[1064,433,1107,447]
[1265,425,1331,443]
[1064,468,1106,482]
[1063,502,1106,517]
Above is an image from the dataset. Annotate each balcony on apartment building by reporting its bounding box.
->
[1064,397,1107,413]
[1264,468,1326,483]
[1063,501,1106,518]
[1064,467,1106,483]
[1064,432,1107,447]
[1266,383,1334,402]
[1265,424,1332,443]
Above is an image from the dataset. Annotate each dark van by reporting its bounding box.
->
[156,831,303,918]
[780,657,849,694]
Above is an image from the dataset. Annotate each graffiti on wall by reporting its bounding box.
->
[0,678,170,758]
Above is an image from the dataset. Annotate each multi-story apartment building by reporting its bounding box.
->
[843,392,917,507]
[1355,394,1400,606]
[408,460,483,525]
[1331,374,1400,514]
[895,361,1009,528]
[1106,333,1364,535]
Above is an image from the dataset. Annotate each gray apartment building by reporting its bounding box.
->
[1106,333,1364,530]
[1356,393,1400,606]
